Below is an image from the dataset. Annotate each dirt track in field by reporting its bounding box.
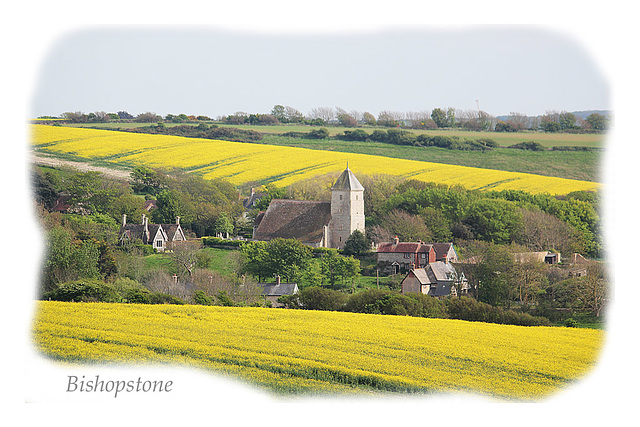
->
[31,154,132,181]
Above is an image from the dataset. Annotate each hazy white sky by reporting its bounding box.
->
[30,27,609,119]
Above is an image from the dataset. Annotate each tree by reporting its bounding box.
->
[463,198,523,244]
[320,250,360,289]
[362,111,376,126]
[214,213,234,238]
[379,209,431,242]
[308,107,335,124]
[152,189,196,225]
[136,112,161,123]
[130,166,168,195]
[431,108,447,128]
[585,113,608,131]
[298,287,348,311]
[171,241,202,278]
[271,105,286,122]
[558,111,577,130]
[512,255,548,308]
[474,243,517,307]
[342,230,370,256]
[405,111,435,129]
[575,263,608,317]
[335,107,357,127]
[377,110,404,127]
[32,168,59,210]
[241,239,312,283]
[61,111,88,123]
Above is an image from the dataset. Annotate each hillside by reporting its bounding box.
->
[31,125,599,194]
[33,301,604,400]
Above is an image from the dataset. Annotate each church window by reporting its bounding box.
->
[339,195,343,200]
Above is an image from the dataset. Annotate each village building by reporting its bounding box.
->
[401,262,469,298]
[252,166,365,249]
[258,276,299,308]
[376,239,458,275]
[118,214,186,252]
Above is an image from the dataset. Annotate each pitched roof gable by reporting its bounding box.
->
[253,199,332,244]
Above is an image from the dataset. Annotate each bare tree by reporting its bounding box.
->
[377,110,405,127]
[520,208,577,255]
[308,107,335,123]
[170,240,202,278]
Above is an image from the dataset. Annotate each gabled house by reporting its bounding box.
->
[401,262,469,298]
[159,216,187,249]
[119,214,185,252]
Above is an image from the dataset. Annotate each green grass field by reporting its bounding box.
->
[259,134,602,182]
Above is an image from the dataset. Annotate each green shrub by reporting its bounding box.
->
[446,297,550,326]
[298,287,348,311]
[307,128,329,139]
[564,317,579,328]
[345,289,447,318]
[507,141,546,151]
[194,290,213,305]
[43,279,119,303]
[148,293,185,305]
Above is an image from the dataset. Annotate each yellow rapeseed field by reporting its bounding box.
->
[31,125,599,195]
[33,301,604,400]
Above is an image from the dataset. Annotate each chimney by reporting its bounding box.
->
[141,214,146,225]
[443,254,448,264]
[276,275,281,285]
[394,236,399,245]
[176,216,180,226]
[122,214,127,227]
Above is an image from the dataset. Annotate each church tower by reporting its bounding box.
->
[329,165,365,249]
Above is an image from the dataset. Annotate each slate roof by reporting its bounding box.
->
[428,261,457,281]
[331,167,364,191]
[120,224,148,241]
[260,283,299,297]
[252,199,332,245]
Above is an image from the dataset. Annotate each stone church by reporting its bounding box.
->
[252,166,365,249]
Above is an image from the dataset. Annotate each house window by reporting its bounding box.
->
[421,253,426,258]
[404,253,411,259]
[155,240,163,248]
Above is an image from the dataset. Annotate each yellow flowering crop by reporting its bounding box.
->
[31,125,599,195]
[33,301,604,400]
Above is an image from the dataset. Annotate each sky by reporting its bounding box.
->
[30,27,609,119]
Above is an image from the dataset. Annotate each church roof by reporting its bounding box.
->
[331,167,364,191]
[252,199,332,245]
